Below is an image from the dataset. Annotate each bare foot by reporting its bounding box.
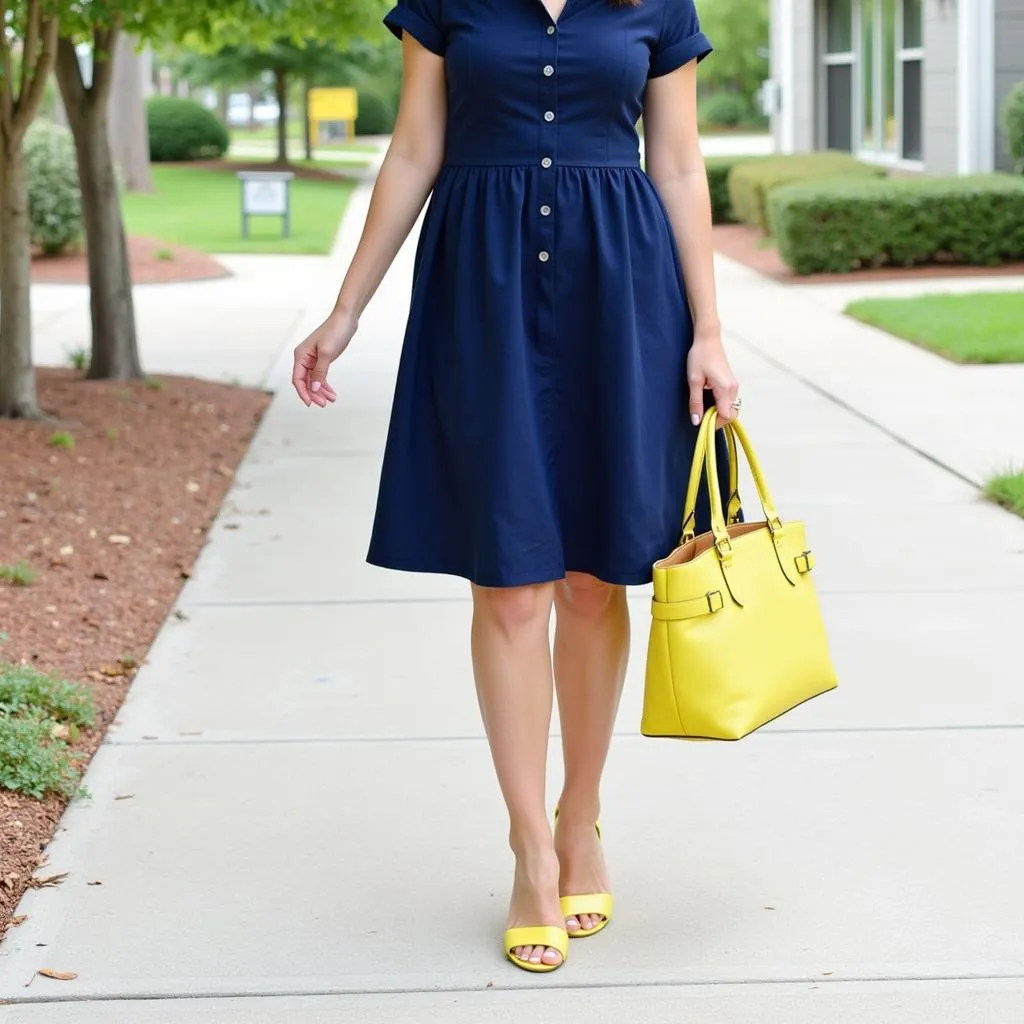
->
[554,812,612,934]
[507,847,565,968]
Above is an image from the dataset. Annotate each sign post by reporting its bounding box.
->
[238,170,295,238]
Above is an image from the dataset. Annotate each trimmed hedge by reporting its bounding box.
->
[728,152,885,231]
[148,97,229,162]
[705,156,767,224]
[355,91,395,136]
[769,174,1024,275]
[698,92,748,130]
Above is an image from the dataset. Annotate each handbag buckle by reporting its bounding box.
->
[714,535,734,559]
[705,590,725,614]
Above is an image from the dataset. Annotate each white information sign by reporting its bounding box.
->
[243,178,288,216]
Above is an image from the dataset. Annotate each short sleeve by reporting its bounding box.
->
[384,0,445,57]
[649,0,712,78]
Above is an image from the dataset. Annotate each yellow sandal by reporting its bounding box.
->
[555,813,614,939]
[504,925,569,973]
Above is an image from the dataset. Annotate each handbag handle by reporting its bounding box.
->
[702,410,784,553]
[679,414,743,544]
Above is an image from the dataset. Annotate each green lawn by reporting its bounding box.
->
[985,469,1024,518]
[230,126,382,153]
[845,292,1024,364]
[122,165,356,255]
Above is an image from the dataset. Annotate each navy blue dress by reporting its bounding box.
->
[368,0,724,588]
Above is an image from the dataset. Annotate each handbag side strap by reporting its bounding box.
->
[651,590,725,620]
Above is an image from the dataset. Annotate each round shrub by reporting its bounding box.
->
[1002,81,1024,171]
[698,92,749,130]
[25,120,83,257]
[355,91,396,136]
[147,97,229,162]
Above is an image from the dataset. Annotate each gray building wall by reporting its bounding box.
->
[994,0,1024,170]
[922,0,959,174]
[793,0,816,152]
[770,0,816,153]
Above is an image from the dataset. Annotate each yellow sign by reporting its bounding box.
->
[308,88,359,143]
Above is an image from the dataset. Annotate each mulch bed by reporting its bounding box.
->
[713,223,1024,284]
[31,237,231,287]
[184,159,367,184]
[0,369,270,939]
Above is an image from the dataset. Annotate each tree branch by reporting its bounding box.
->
[13,13,59,140]
[0,0,14,138]
[54,35,87,135]
[91,17,124,105]
[19,0,41,103]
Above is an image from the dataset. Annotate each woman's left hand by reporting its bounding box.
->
[687,329,740,427]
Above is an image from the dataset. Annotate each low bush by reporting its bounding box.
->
[355,91,396,136]
[698,92,748,130]
[728,152,885,231]
[0,661,95,799]
[705,156,767,224]
[148,97,229,162]
[1002,81,1024,171]
[770,174,1024,275]
[25,120,83,256]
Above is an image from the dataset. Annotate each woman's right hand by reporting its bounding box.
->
[291,311,358,408]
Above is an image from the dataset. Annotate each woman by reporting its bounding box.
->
[292,0,739,974]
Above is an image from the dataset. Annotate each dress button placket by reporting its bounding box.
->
[538,24,557,292]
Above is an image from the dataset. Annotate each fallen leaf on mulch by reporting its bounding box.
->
[10,915,28,927]
[107,534,132,545]
[28,872,69,890]
[2,874,20,892]
[99,663,130,678]
[49,723,72,742]
[37,969,78,981]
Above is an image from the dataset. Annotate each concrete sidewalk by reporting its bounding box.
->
[3,164,1024,1021]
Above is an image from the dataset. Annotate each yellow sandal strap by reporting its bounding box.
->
[560,893,614,920]
[504,926,569,958]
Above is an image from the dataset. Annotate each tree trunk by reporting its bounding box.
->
[274,67,289,165]
[217,83,230,125]
[248,84,260,129]
[303,80,313,162]
[77,105,142,380]
[108,34,153,193]
[0,142,43,418]
[56,37,143,382]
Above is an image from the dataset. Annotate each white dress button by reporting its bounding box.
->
[547,25,555,35]
[541,156,552,168]
[539,251,550,263]
[540,204,552,216]
[544,111,555,122]
[543,64,555,77]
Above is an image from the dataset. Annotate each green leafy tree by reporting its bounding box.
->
[698,0,770,109]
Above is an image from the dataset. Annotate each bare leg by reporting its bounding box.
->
[552,572,629,933]
[471,581,564,968]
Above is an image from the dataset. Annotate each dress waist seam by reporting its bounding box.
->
[441,161,643,170]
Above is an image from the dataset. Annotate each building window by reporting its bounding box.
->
[898,0,923,160]
[824,0,855,151]
[821,0,923,162]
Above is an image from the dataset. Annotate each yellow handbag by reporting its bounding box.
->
[642,409,838,741]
